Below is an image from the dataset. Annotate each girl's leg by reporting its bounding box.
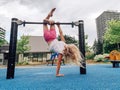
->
[43,8,56,30]
[56,54,64,77]
[45,8,56,20]
[43,20,48,31]
[43,20,55,32]
[47,18,55,30]
[50,22,55,30]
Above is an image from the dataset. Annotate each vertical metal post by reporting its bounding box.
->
[6,18,18,79]
[78,20,86,74]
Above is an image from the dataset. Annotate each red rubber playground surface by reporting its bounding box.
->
[0,64,120,90]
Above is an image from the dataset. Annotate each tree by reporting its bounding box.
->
[103,40,118,53]
[93,40,103,55]
[85,35,91,52]
[0,39,7,46]
[58,35,77,44]
[104,20,120,50]
[93,39,97,54]
[17,35,31,63]
[17,35,30,54]
[0,32,8,47]
[58,34,92,53]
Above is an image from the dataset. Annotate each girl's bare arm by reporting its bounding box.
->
[57,23,66,42]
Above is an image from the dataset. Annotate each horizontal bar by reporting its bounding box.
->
[22,21,75,27]
[24,21,74,25]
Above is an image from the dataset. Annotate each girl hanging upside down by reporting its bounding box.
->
[43,8,84,77]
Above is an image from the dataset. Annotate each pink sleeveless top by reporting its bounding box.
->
[44,29,56,42]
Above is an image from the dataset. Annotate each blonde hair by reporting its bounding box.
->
[63,44,84,67]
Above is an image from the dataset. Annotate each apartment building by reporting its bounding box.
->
[96,10,120,43]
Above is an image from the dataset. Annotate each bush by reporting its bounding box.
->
[86,53,95,60]
[17,61,29,65]
[94,54,109,62]
[94,54,103,62]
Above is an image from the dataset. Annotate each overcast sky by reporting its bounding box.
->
[0,0,120,46]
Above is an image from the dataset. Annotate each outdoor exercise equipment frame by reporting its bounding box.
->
[6,18,86,79]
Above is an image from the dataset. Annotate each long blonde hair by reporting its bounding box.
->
[63,44,84,67]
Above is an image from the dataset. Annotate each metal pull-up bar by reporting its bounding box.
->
[12,18,83,28]
[23,21,75,27]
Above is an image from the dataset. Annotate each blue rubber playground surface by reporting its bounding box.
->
[0,64,120,90]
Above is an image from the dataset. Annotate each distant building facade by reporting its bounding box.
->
[22,36,51,62]
[0,45,9,65]
[28,36,49,53]
[0,27,5,40]
[96,10,120,43]
[0,27,7,65]
[0,36,51,65]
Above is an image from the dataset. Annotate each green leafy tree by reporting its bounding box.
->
[104,20,120,50]
[0,32,8,47]
[17,35,30,54]
[58,34,92,53]
[0,39,6,46]
[93,39,98,54]
[58,35,77,44]
[103,40,118,53]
